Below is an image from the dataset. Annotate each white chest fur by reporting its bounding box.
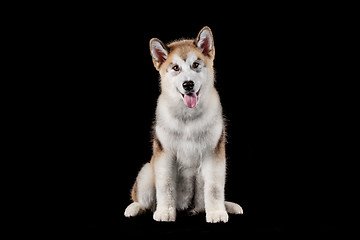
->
[155,93,223,168]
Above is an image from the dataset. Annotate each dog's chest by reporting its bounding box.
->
[176,126,209,159]
[157,117,222,167]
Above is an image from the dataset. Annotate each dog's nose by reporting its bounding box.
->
[182,81,194,91]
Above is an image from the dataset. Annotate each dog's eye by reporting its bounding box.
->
[172,65,180,71]
[192,62,199,68]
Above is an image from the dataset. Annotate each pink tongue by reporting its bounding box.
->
[184,92,197,108]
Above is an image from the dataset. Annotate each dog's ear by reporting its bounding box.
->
[150,38,169,70]
[195,26,215,59]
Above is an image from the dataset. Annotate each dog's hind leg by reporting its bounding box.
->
[124,163,155,217]
[225,201,243,215]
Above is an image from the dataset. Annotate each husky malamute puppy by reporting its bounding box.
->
[124,26,243,223]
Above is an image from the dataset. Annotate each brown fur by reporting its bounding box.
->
[151,27,215,75]
[152,134,164,159]
[158,40,215,76]
[131,181,138,202]
[215,131,226,162]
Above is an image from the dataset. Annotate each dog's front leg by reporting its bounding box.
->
[153,152,176,222]
[202,155,228,223]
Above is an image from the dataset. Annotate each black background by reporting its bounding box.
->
[40,3,353,237]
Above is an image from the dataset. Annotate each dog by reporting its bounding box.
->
[124,26,243,223]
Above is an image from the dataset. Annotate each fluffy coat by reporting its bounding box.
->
[124,26,243,223]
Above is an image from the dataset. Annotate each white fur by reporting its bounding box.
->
[125,27,243,223]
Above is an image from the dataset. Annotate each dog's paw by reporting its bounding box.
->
[153,207,176,222]
[124,202,145,217]
[206,210,229,223]
[225,201,244,215]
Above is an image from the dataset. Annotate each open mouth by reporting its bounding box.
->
[178,88,200,108]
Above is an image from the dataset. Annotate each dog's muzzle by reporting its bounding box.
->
[178,81,200,108]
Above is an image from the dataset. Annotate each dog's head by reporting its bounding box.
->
[150,26,215,109]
